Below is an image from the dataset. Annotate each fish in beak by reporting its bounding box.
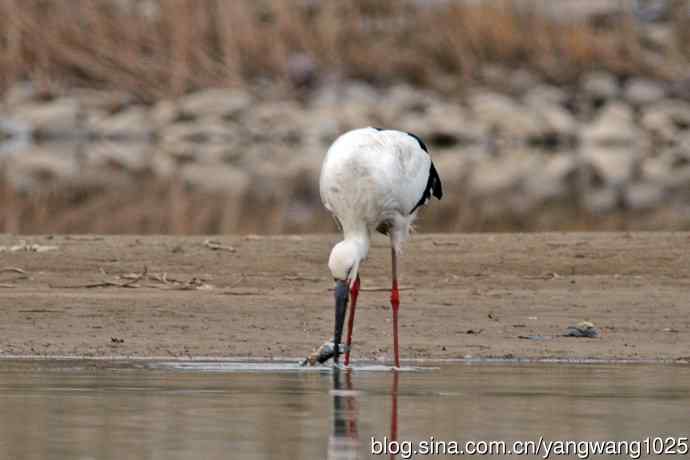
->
[300,277,353,367]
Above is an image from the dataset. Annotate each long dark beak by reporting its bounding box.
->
[333,279,349,365]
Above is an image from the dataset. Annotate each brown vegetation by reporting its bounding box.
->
[1,176,688,235]
[1,0,687,101]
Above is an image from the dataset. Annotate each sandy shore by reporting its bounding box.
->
[0,233,688,362]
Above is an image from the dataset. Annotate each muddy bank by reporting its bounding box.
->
[0,233,689,362]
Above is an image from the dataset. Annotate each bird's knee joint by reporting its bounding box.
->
[390,294,400,310]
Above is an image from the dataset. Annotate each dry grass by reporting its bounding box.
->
[0,0,685,101]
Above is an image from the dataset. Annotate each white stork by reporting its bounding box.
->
[317,127,443,368]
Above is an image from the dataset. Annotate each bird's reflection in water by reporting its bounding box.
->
[328,369,359,460]
[328,369,400,460]
[389,371,399,460]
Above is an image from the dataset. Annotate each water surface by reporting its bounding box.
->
[0,361,688,459]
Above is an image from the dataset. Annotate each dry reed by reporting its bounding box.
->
[0,0,685,101]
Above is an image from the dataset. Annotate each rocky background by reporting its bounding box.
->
[1,0,690,233]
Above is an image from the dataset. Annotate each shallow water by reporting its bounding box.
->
[0,361,688,459]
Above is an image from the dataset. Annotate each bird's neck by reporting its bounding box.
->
[343,230,370,262]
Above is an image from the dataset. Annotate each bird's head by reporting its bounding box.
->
[328,239,367,286]
[328,238,368,354]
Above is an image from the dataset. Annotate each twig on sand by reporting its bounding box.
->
[0,241,59,252]
[52,280,141,289]
[361,286,413,292]
[118,266,148,287]
[51,266,148,289]
[0,267,26,274]
[156,277,213,291]
[0,267,30,287]
[524,272,560,280]
[221,290,260,296]
[203,239,236,253]
[50,266,213,291]
[283,275,322,282]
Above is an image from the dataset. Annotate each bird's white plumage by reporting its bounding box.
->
[320,127,433,281]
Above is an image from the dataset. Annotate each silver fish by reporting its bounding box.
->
[301,342,349,366]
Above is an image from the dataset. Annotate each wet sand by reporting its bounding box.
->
[0,233,688,362]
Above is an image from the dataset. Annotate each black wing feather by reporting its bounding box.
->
[373,129,442,214]
[405,131,429,152]
[410,161,443,214]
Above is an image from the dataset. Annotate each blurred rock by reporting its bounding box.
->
[523,84,569,107]
[0,119,32,156]
[84,143,152,172]
[3,74,690,229]
[14,98,82,139]
[160,121,237,145]
[583,146,639,186]
[625,182,665,210]
[641,104,677,142]
[668,78,690,101]
[527,99,577,142]
[150,100,181,127]
[165,142,243,165]
[3,82,38,109]
[581,71,619,101]
[469,91,544,140]
[469,152,541,196]
[582,102,639,146]
[299,108,341,146]
[641,24,675,53]
[648,146,690,188]
[641,155,674,182]
[245,101,308,144]
[150,151,176,178]
[523,85,572,128]
[89,106,153,140]
[377,84,436,124]
[509,68,540,95]
[398,104,485,147]
[71,89,133,113]
[662,144,690,168]
[178,88,252,120]
[624,78,666,106]
[641,99,690,142]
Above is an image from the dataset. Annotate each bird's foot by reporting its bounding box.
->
[300,341,349,366]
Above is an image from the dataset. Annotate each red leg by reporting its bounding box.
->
[344,276,360,367]
[390,247,400,369]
